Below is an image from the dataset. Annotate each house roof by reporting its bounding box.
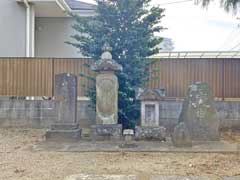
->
[17,0,96,16]
[64,0,96,10]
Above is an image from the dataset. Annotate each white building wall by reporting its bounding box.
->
[0,0,26,57]
[35,17,83,58]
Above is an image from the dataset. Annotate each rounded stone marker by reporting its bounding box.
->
[123,129,134,142]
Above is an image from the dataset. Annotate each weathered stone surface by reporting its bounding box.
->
[46,73,81,141]
[91,43,122,125]
[137,88,165,127]
[51,123,80,130]
[91,58,123,72]
[141,101,160,127]
[119,129,137,148]
[91,124,122,141]
[54,73,77,124]
[172,122,192,147]
[123,129,134,142]
[91,43,122,72]
[137,88,165,101]
[96,73,119,124]
[45,129,81,141]
[178,82,220,141]
[135,126,166,141]
[65,174,137,180]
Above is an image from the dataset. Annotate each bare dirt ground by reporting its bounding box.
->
[0,128,239,180]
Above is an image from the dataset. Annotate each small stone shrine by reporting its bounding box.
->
[172,82,220,145]
[135,88,166,141]
[91,43,123,141]
[46,73,81,141]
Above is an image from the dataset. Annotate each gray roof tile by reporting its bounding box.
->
[65,0,96,10]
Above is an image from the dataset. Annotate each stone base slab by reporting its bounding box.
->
[46,123,81,141]
[64,174,240,180]
[91,124,122,141]
[51,123,80,130]
[34,140,239,153]
[135,126,166,141]
[65,174,137,180]
[45,129,81,141]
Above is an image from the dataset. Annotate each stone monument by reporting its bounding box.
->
[46,73,81,141]
[135,88,166,141]
[172,82,220,145]
[172,122,192,147]
[91,43,123,141]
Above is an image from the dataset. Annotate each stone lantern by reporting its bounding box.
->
[90,43,123,141]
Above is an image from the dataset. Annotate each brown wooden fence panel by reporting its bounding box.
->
[149,58,227,98]
[0,58,53,97]
[53,58,95,97]
[0,57,239,98]
[224,59,240,98]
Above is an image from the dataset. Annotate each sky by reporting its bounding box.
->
[78,0,240,51]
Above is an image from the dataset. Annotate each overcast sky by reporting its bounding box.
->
[79,0,240,51]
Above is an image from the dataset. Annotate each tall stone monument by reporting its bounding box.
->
[46,73,81,141]
[91,43,123,141]
[172,82,220,145]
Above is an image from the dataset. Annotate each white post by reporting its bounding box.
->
[31,5,35,57]
[24,0,30,57]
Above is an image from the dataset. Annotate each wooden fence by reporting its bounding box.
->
[0,58,93,97]
[0,57,240,99]
[148,58,240,99]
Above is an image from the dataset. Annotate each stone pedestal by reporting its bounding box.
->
[135,126,166,141]
[91,124,122,141]
[46,123,81,141]
[46,73,81,141]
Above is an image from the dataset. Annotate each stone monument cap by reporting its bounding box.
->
[137,88,165,101]
[91,43,122,72]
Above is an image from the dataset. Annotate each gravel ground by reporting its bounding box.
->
[0,128,239,180]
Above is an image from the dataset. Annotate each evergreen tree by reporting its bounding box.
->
[68,0,165,128]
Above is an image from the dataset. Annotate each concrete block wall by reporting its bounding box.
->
[0,99,95,129]
[159,101,240,132]
[0,98,239,131]
[215,102,240,130]
[159,101,182,132]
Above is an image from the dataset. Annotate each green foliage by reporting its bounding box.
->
[68,0,165,128]
[195,0,240,13]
